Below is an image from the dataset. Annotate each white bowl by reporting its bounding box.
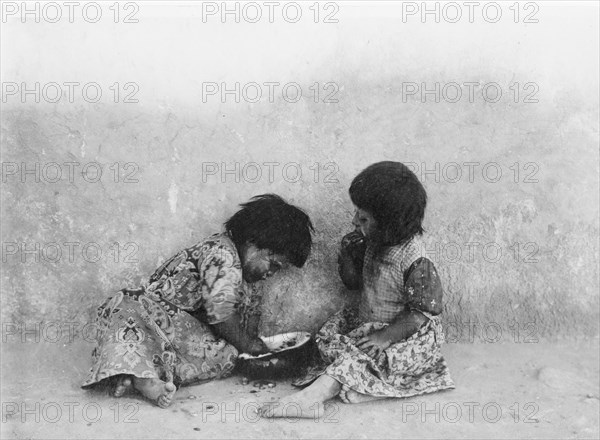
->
[239,331,311,360]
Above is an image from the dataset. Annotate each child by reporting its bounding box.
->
[82,194,314,408]
[260,161,454,418]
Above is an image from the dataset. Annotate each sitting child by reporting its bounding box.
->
[260,161,454,418]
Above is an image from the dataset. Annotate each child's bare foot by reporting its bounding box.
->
[339,385,386,404]
[132,377,176,408]
[258,395,326,419]
[259,374,341,419]
[113,375,132,397]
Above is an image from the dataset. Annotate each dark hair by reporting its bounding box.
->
[349,161,426,247]
[225,194,314,267]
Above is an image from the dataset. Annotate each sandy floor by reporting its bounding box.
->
[1,339,598,439]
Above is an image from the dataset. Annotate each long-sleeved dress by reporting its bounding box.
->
[82,232,260,389]
[296,237,455,398]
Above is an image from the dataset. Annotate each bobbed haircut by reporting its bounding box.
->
[349,161,427,246]
[225,194,314,267]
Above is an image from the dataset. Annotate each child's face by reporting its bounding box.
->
[241,244,289,283]
[352,207,378,239]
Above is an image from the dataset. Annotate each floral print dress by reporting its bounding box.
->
[82,232,259,388]
[297,237,455,398]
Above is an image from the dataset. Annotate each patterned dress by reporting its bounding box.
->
[82,232,261,389]
[297,237,455,398]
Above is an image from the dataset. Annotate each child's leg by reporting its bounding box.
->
[339,384,388,404]
[259,374,342,419]
[109,374,177,408]
[113,374,132,397]
[132,377,176,409]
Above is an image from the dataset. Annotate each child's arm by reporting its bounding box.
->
[212,313,270,355]
[357,257,443,357]
[338,248,361,289]
[379,309,429,341]
[338,231,366,290]
[356,309,427,357]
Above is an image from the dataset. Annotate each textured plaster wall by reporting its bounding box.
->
[1,2,598,340]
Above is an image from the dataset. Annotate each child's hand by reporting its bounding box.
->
[338,231,366,290]
[356,330,392,358]
[247,338,270,356]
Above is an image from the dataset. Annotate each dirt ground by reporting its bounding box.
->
[1,339,598,439]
